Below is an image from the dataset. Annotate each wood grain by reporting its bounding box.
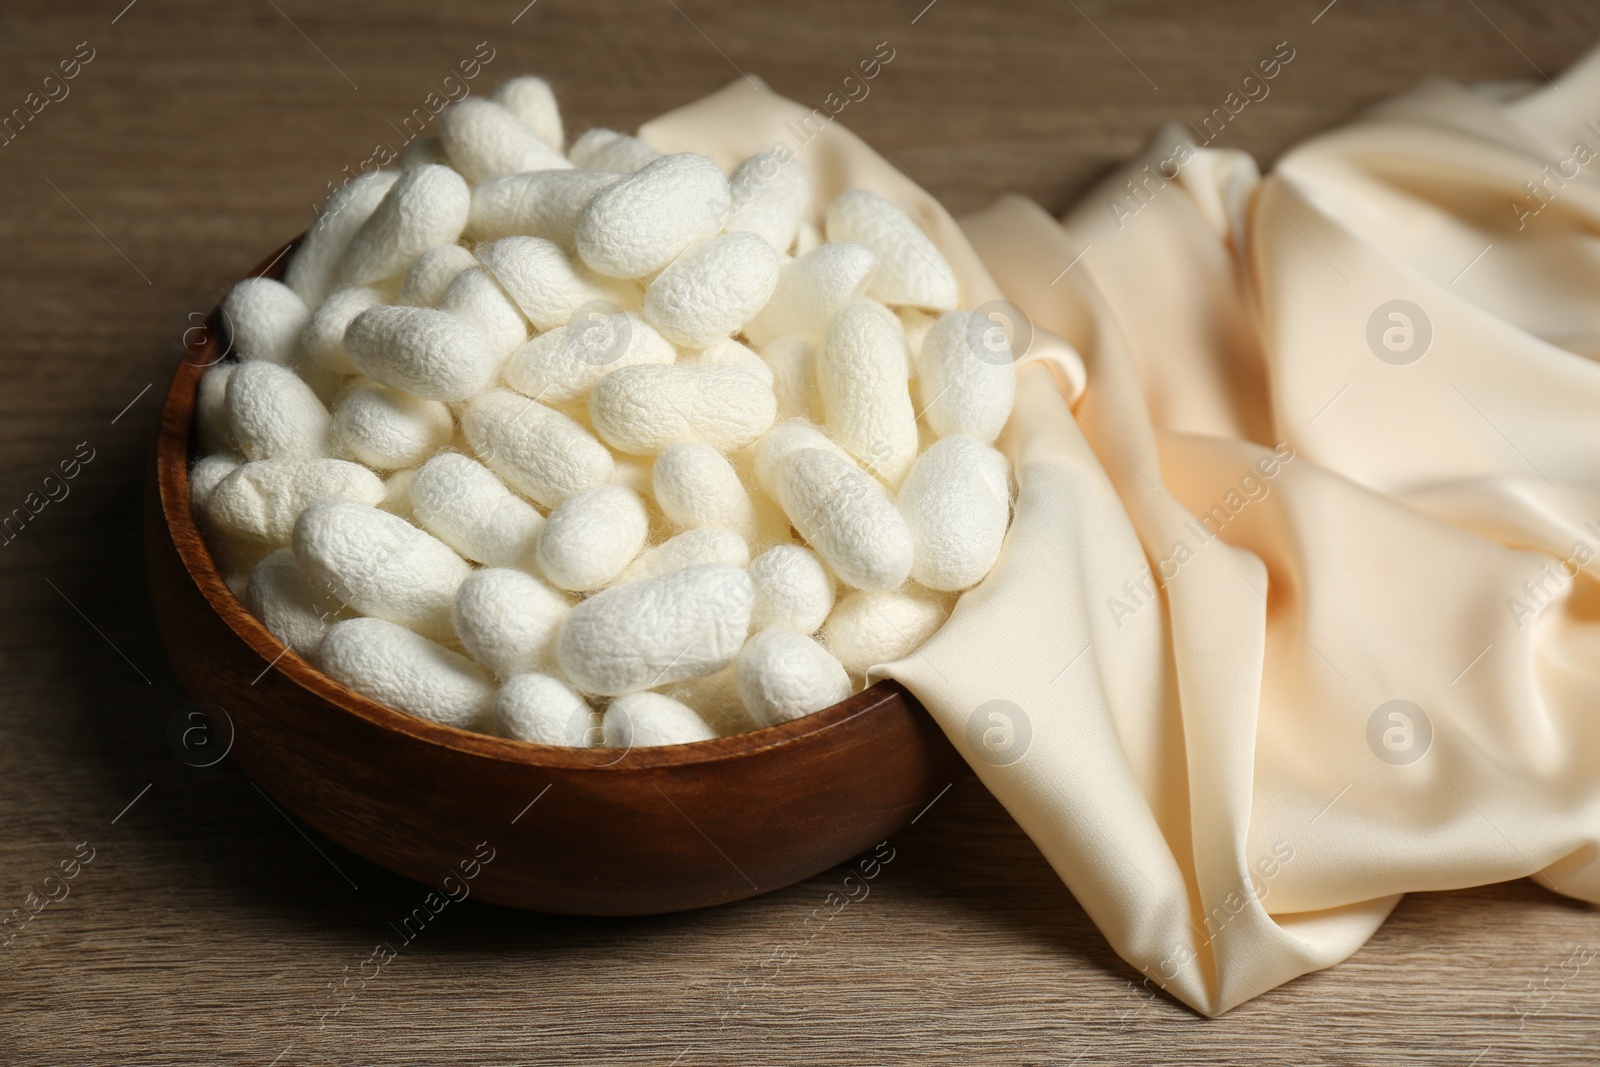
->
[2,0,1598,1062]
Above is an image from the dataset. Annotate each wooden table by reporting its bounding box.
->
[3,0,1597,1062]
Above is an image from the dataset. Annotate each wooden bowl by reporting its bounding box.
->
[143,239,965,915]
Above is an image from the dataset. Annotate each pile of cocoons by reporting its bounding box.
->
[190,76,1017,749]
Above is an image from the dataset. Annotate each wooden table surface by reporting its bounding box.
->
[3,0,1598,1062]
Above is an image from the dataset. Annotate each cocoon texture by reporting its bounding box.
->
[344,304,499,402]
[504,310,675,406]
[439,98,571,182]
[914,310,1018,444]
[412,453,544,568]
[204,458,385,566]
[617,526,749,584]
[725,151,809,254]
[685,338,773,386]
[467,169,622,244]
[748,543,835,634]
[460,389,613,507]
[492,76,563,149]
[568,128,663,173]
[897,436,1013,591]
[453,567,569,680]
[651,442,754,536]
[285,170,398,305]
[337,165,471,288]
[299,286,385,374]
[399,244,478,307]
[555,563,753,695]
[535,485,649,591]
[574,153,729,278]
[476,237,625,331]
[824,189,958,311]
[439,266,530,358]
[244,547,348,654]
[293,499,470,641]
[602,691,716,748]
[764,445,913,592]
[735,627,851,726]
[642,232,779,349]
[742,242,877,349]
[823,588,949,674]
[752,418,853,498]
[589,363,776,455]
[815,301,919,486]
[318,617,493,732]
[195,363,238,456]
[331,378,453,471]
[225,360,332,461]
[760,337,823,422]
[189,453,241,512]
[494,673,594,745]
[223,278,309,365]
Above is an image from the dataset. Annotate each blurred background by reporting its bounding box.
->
[2,1,1597,1063]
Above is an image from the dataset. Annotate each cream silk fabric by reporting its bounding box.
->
[643,47,1600,1015]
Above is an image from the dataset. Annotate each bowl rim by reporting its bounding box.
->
[157,237,916,773]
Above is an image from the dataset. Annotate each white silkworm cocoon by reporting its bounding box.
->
[205,458,385,565]
[439,266,529,358]
[337,166,471,288]
[344,304,498,402]
[914,310,1018,443]
[189,453,242,515]
[492,76,564,149]
[897,436,1013,591]
[299,286,385,374]
[460,388,613,507]
[735,627,851,726]
[452,567,569,680]
[317,617,494,731]
[567,128,663,173]
[476,237,625,331]
[494,673,595,745]
[555,563,753,695]
[724,151,809,254]
[438,98,571,182]
[822,588,949,674]
[642,232,779,349]
[535,485,649,591]
[293,499,470,641]
[686,338,773,387]
[617,526,749,584]
[764,446,913,592]
[503,309,674,406]
[225,360,332,460]
[399,136,449,172]
[815,301,919,486]
[742,241,877,349]
[751,418,852,498]
[759,337,822,422]
[245,547,347,654]
[466,169,621,244]
[588,364,776,455]
[824,189,958,311]
[331,378,452,471]
[411,453,544,568]
[651,442,754,536]
[602,691,716,747]
[223,278,310,365]
[574,153,729,279]
[747,543,835,634]
[285,170,398,306]
[196,363,238,456]
[399,244,478,307]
